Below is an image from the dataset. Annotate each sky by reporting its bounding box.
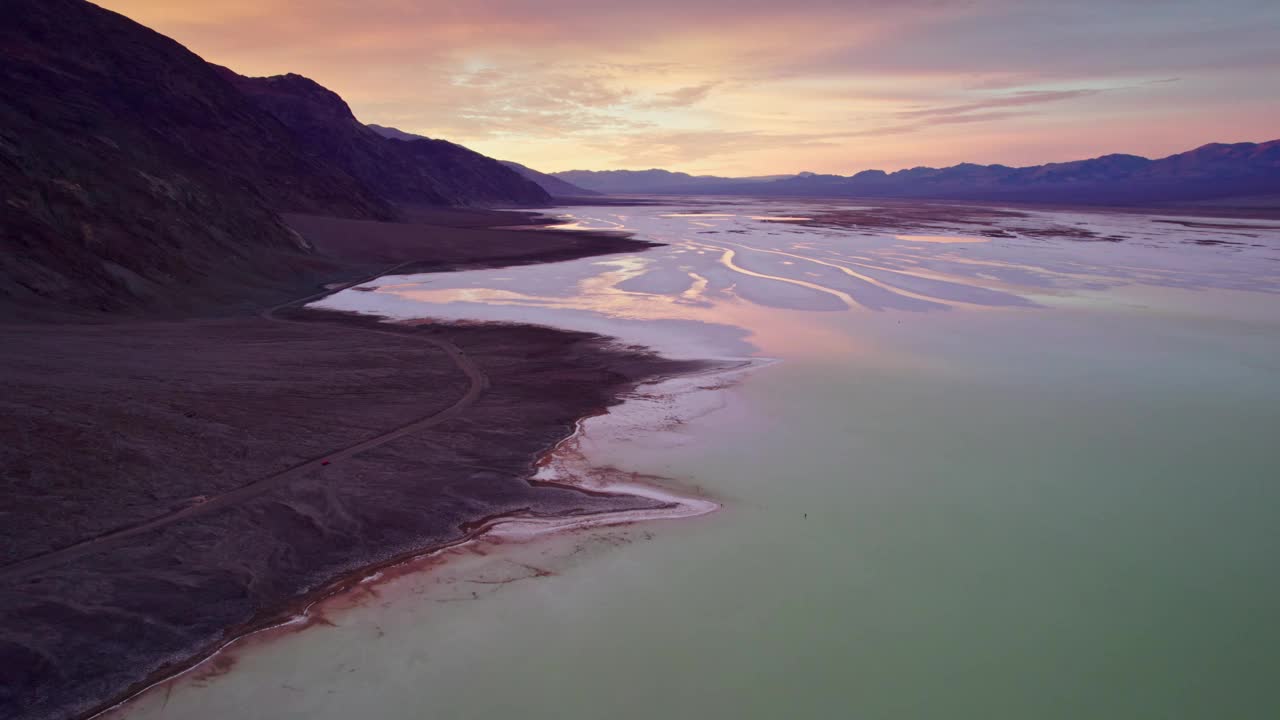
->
[99,0,1279,176]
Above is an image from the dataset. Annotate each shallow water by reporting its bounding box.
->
[116,199,1280,719]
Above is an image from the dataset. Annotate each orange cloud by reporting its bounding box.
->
[97,0,1280,175]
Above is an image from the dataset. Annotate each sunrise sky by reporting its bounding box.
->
[98,0,1279,176]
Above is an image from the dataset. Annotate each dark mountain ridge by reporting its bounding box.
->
[366,124,597,198]
[0,0,394,313]
[0,0,548,316]
[226,73,550,208]
[366,123,428,143]
[499,160,601,198]
[553,168,786,194]
[554,141,1280,204]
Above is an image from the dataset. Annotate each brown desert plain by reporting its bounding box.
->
[0,208,705,720]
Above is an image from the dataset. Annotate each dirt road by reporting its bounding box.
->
[0,265,487,582]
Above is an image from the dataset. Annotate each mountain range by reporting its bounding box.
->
[0,0,547,315]
[498,161,601,198]
[552,169,785,195]
[4,0,1277,317]
[367,125,599,198]
[221,73,548,208]
[554,141,1280,204]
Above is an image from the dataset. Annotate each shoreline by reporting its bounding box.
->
[91,344,755,720]
[557,193,1280,221]
[91,477,716,720]
[0,206,705,720]
[15,193,1274,717]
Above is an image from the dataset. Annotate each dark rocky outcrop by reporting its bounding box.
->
[221,73,550,208]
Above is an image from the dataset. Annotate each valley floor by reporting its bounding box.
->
[0,209,695,720]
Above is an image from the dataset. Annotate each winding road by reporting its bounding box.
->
[0,264,488,582]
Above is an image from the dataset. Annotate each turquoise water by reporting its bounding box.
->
[116,201,1280,719]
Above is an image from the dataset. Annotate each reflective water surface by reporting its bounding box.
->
[116,199,1280,720]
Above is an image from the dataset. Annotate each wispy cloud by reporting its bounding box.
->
[895,89,1103,119]
[643,82,722,109]
[98,0,1280,174]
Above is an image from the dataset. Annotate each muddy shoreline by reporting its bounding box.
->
[0,208,705,720]
[89,495,696,720]
[92,348,738,720]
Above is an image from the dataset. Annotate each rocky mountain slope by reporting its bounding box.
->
[499,160,600,197]
[0,0,393,313]
[0,0,548,316]
[366,123,430,143]
[226,75,549,208]
[366,124,594,198]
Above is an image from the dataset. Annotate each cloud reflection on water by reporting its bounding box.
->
[318,200,1280,358]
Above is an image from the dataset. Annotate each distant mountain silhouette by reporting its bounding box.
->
[367,124,598,198]
[555,141,1280,204]
[0,0,546,314]
[499,161,601,198]
[553,168,786,194]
